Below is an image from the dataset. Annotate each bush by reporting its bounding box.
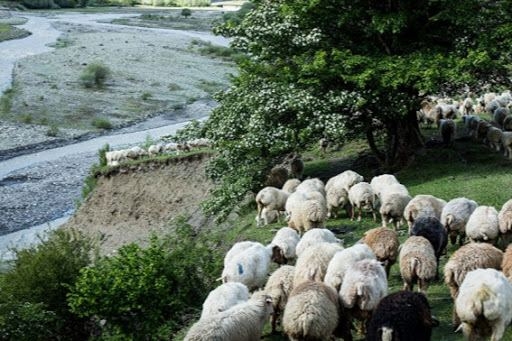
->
[45,124,59,137]
[0,229,96,340]
[92,117,113,130]
[67,222,222,339]
[80,63,110,88]
[181,8,192,18]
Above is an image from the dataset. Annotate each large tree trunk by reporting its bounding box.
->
[367,109,424,171]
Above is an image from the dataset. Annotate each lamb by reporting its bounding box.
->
[326,170,364,193]
[286,190,328,234]
[324,243,376,292]
[486,126,503,152]
[455,268,512,341]
[441,197,478,246]
[501,131,512,159]
[465,205,500,244]
[366,291,437,341]
[221,241,272,290]
[263,265,295,333]
[498,199,512,244]
[369,174,399,199]
[293,242,344,287]
[403,194,446,231]
[339,259,388,333]
[439,118,456,146]
[184,291,273,341]
[399,236,437,294]
[460,96,474,116]
[283,280,352,341]
[295,228,341,258]
[255,186,289,227]
[326,185,350,219]
[282,178,301,193]
[199,282,249,320]
[409,216,448,279]
[361,227,400,276]
[378,185,411,229]
[268,227,300,265]
[348,182,378,221]
[444,242,503,327]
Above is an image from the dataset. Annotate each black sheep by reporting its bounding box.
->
[366,291,438,341]
[410,216,448,279]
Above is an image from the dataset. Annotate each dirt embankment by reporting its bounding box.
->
[63,152,215,256]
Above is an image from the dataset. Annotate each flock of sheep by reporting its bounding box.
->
[184,169,512,341]
[104,138,211,166]
[418,90,512,155]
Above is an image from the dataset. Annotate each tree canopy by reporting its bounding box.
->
[203,0,512,219]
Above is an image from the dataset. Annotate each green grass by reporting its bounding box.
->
[0,23,30,42]
[173,132,512,340]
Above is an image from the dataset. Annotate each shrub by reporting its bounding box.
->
[181,8,192,18]
[80,63,110,88]
[45,124,59,137]
[92,117,113,130]
[67,222,222,339]
[141,91,152,100]
[171,119,205,143]
[0,229,96,340]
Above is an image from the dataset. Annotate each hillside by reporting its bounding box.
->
[63,153,215,256]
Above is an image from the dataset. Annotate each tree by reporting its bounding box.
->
[203,0,512,219]
[181,8,192,18]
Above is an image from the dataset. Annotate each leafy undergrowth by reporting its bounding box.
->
[174,127,512,340]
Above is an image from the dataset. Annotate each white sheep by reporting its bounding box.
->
[295,228,341,258]
[465,205,500,244]
[326,170,364,193]
[282,178,301,193]
[105,149,127,166]
[268,227,300,265]
[441,197,478,246]
[221,241,272,290]
[286,191,327,234]
[399,236,437,294]
[324,243,376,292]
[255,186,289,227]
[460,96,474,116]
[293,242,343,287]
[339,258,388,331]
[456,268,512,341]
[295,178,326,197]
[370,174,400,199]
[283,280,351,341]
[200,282,249,320]
[263,265,295,333]
[147,143,164,156]
[403,194,447,231]
[326,185,350,219]
[379,190,411,230]
[126,146,147,160]
[184,291,273,341]
[348,181,378,221]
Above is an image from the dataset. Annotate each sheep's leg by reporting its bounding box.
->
[372,210,377,222]
[452,308,461,331]
[381,213,387,228]
[490,321,506,341]
[351,205,356,221]
[418,278,428,295]
[357,207,362,221]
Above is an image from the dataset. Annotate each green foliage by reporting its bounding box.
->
[204,0,512,218]
[68,222,222,339]
[80,63,110,88]
[45,124,59,137]
[0,23,31,42]
[0,229,96,340]
[171,119,205,142]
[98,143,110,167]
[92,117,113,130]
[21,0,57,9]
[180,8,192,18]
[0,87,13,114]
[141,91,152,100]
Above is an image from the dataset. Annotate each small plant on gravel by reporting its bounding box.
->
[79,63,110,88]
[0,87,13,113]
[19,113,33,124]
[46,124,59,137]
[141,91,152,100]
[181,8,192,18]
[92,117,113,130]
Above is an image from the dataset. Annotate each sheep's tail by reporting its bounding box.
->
[381,326,393,341]
[470,284,495,319]
[410,257,420,277]
[445,214,454,228]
